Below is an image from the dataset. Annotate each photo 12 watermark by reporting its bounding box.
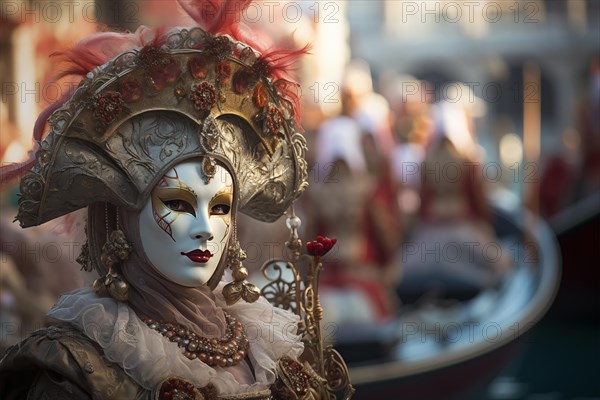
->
[0,1,342,25]
[402,240,539,265]
[401,81,541,104]
[0,1,140,24]
[397,1,541,24]
[399,320,537,344]
[397,161,539,185]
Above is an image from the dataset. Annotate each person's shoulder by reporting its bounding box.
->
[0,323,145,400]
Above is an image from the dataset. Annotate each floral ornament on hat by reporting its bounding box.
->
[189,81,217,112]
[88,91,127,132]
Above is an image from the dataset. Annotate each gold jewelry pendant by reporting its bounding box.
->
[93,229,132,301]
[223,239,260,305]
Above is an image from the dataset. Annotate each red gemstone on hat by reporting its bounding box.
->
[163,61,181,84]
[120,79,143,103]
[188,56,209,79]
[253,83,268,108]
[216,61,231,84]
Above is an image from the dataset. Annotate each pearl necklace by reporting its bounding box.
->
[143,312,249,368]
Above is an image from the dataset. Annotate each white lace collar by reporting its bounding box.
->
[47,285,303,395]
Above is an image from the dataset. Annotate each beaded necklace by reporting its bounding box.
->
[143,312,249,368]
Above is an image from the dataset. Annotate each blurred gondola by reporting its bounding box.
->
[332,200,562,400]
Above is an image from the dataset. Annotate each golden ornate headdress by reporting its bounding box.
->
[14,26,307,228]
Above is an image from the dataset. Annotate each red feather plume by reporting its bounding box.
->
[177,0,253,36]
[178,0,310,123]
[2,0,309,184]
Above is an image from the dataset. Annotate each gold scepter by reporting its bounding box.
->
[261,207,355,399]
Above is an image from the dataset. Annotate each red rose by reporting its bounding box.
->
[316,235,336,252]
[306,235,337,257]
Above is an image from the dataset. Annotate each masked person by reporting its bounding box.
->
[0,1,352,399]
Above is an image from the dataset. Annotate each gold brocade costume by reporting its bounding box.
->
[0,324,145,400]
[0,324,312,399]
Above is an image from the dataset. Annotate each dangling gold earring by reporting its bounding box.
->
[93,203,132,301]
[222,222,260,305]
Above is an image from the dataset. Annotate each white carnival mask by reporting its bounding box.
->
[139,160,233,287]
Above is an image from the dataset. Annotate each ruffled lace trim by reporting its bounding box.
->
[47,285,303,395]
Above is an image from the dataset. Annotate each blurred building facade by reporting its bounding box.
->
[346,0,599,161]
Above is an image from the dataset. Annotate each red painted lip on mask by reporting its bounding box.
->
[181,249,213,263]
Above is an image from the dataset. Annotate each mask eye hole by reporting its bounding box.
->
[210,204,231,215]
[162,199,196,217]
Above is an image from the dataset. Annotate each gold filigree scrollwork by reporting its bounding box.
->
[260,208,354,399]
[302,284,316,337]
[323,347,352,393]
[261,261,301,314]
